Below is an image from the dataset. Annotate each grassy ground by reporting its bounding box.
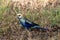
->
[0,1,60,40]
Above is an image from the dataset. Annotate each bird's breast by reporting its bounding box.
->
[20,19,25,24]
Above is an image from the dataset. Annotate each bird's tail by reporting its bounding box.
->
[31,26,49,31]
[42,28,49,31]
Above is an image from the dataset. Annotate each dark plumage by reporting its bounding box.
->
[17,14,49,31]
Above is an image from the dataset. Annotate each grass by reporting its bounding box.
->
[23,8,60,27]
[8,1,60,27]
[0,6,8,19]
[0,0,11,20]
[0,0,10,34]
[0,28,4,35]
[0,1,60,40]
[1,2,59,27]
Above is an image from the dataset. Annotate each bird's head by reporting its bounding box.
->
[17,14,23,19]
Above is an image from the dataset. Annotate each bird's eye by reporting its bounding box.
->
[19,15,21,16]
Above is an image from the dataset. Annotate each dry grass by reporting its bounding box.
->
[0,0,60,40]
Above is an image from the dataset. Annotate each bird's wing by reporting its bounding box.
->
[25,18,38,27]
[31,25,41,29]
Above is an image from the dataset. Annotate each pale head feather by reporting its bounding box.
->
[17,14,23,18]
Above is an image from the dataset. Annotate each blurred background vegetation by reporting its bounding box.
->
[0,0,60,37]
[0,0,60,32]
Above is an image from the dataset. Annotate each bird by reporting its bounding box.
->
[17,13,49,31]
